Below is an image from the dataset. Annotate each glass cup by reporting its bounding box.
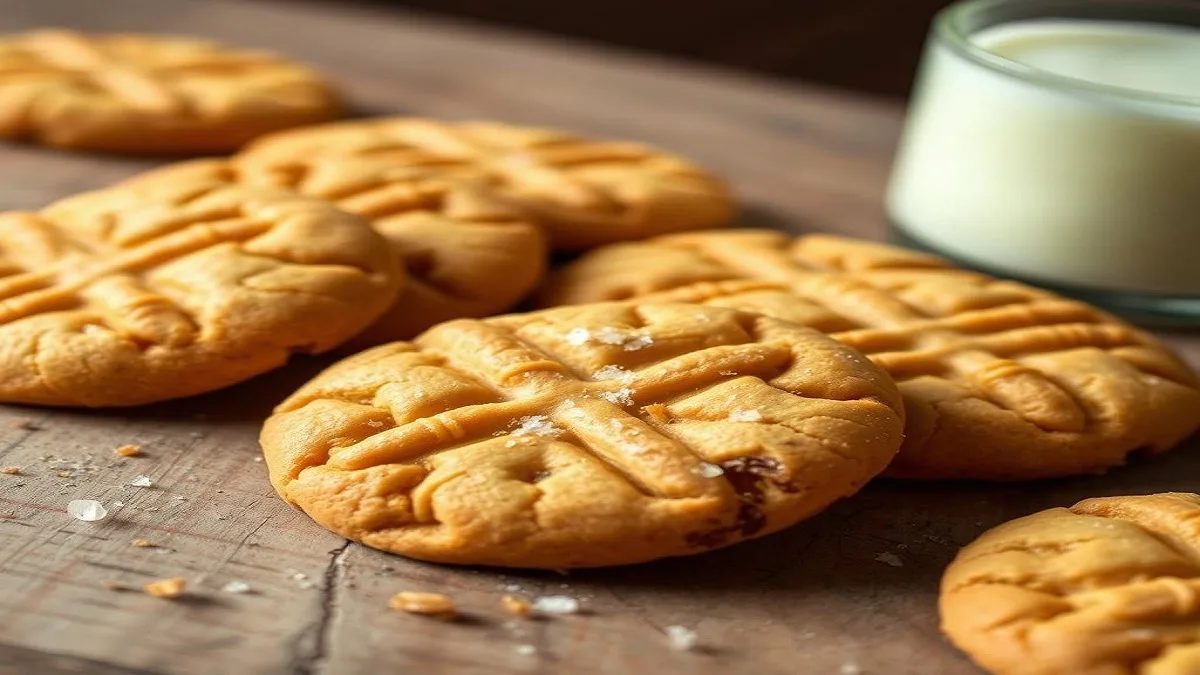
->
[886,0,1200,325]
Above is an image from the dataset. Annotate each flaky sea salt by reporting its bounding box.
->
[568,326,653,350]
[840,662,863,675]
[532,595,580,615]
[599,388,634,406]
[729,409,763,423]
[223,581,252,594]
[592,327,626,345]
[875,552,904,568]
[593,365,632,381]
[623,334,653,351]
[665,625,699,651]
[691,463,724,478]
[510,415,563,438]
[514,644,537,656]
[130,475,153,488]
[68,500,107,522]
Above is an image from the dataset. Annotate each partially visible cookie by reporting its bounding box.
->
[0,29,342,153]
[260,302,904,568]
[124,158,547,344]
[536,230,1200,480]
[941,493,1200,675]
[237,117,736,250]
[0,178,401,406]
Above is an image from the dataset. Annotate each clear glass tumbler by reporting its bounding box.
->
[886,0,1200,325]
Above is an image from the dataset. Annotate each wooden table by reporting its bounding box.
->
[0,1,1196,673]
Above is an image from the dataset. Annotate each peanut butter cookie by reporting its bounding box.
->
[260,302,905,568]
[0,29,342,153]
[941,493,1200,675]
[237,117,735,250]
[123,158,547,344]
[538,231,1200,480]
[0,178,401,406]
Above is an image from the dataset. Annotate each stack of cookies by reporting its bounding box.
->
[1,29,1197,675]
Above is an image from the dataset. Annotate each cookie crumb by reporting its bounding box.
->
[501,595,532,618]
[389,591,456,619]
[0,466,20,475]
[643,403,671,423]
[131,538,154,548]
[130,475,153,488]
[115,445,142,458]
[56,470,71,478]
[67,499,107,522]
[665,625,699,651]
[840,663,863,675]
[532,595,580,615]
[874,552,903,568]
[514,644,537,656]
[729,409,763,422]
[691,463,724,478]
[222,580,252,594]
[145,577,187,599]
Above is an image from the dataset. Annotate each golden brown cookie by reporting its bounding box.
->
[537,230,1200,480]
[940,493,1200,675]
[260,302,905,568]
[236,117,735,250]
[0,178,401,407]
[122,158,547,344]
[0,29,342,153]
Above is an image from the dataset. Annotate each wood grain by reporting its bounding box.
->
[0,1,1195,674]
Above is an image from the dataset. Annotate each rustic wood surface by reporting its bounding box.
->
[0,1,1196,674]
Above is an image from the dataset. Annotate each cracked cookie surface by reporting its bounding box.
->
[537,230,1200,480]
[941,493,1200,675]
[124,158,547,344]
[0,177,401,406]
[0,29,342,153]
[237,117,735,250]
[259,302,904,568]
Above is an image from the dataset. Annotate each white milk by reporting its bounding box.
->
[887,19,1200,295]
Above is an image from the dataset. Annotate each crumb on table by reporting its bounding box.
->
[389,591,456,619]
[501,594,532,618]
[131,538,154,548]
[115,445,143,458]
[145,577,187,599]
[0,466,20,475]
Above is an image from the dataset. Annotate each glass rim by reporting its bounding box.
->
[936,0,1200,109]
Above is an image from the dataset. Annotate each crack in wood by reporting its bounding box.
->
[288,541,351,675]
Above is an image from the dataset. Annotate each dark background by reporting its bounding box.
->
[346,0,959,99]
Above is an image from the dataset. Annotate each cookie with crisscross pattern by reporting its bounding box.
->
[260,302,904,568]
[537,230,1200,480]
[237,117,735,250]
[122,158,548,344]
[941,492,1200,675]
[0,177,401,406]
[0,29,342,153]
